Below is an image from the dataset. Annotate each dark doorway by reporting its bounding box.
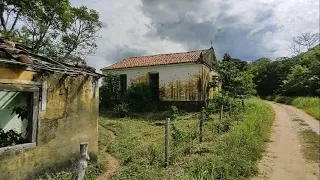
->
[119,74,127,98]
[149,73,159,100]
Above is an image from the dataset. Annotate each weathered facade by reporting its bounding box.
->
[0,39,101,179]
[102,47,220,101]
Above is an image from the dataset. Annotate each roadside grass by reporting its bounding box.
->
[266,96,319,120]
[299,129,320,163]
[99,97,274,179]
[188,98,274,180]
[291,97,320,120]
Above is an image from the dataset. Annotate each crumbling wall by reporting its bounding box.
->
[0,67,99,180]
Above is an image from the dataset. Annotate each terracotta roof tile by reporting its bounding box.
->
[103,49,209,70]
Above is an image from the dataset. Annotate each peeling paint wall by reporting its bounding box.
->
[104,63,218,101]
[0,67,99,180]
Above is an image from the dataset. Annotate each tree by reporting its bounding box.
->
[289,32,320,55]
[0,0,102,62]
[60,6,102,60]
[218,53,255,96]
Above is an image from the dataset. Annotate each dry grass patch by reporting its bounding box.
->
[299,129,320,163]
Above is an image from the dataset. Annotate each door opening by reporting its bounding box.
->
[149,73,159,100]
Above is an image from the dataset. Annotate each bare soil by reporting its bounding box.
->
[96,130,120,180]
[253,102,319,180]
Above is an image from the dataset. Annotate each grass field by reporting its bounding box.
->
[98,97,274,180]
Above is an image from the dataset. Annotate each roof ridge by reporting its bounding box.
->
[127,48,209,59]
[102,48,212,70]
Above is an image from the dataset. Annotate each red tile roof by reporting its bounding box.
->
[102,49,209,70]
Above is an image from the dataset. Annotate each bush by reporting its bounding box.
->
[0,129,26,148]
[274,96,294,104]
[208,93,241,113]
[126,83,153,112]
[212,118,232,134]
[100,73,120,110]
[113,103,129,117]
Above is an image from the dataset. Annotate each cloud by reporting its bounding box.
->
[70,0,319,71]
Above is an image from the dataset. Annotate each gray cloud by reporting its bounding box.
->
[71,0,319,71]
[141,0,279,60]
[106,45,148,64]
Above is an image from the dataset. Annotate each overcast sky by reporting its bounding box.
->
[71,0,319,71]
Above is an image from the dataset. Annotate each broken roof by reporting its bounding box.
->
[102,49,211,70]
[0,37,102,78]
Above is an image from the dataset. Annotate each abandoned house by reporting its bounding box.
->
[101,47,220,102]
[0,38,101,179]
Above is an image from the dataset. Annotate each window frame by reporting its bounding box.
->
[0,85,39,154]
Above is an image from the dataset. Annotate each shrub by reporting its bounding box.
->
[126,83,153,112]
[100,73,120,109]
[212,118,232,134]
[274,96,294,104]
[113,103,129,117]
[0,129,26,148]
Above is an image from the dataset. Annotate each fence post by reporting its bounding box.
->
[219,105,223,121]
[165,118,170,167]
[242,99,245,109]
[74,142,90,180]
[199,107,205,143]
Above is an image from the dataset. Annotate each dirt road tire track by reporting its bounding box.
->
[253,102,319,180]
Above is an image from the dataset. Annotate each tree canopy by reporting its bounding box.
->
[0,0,102,62]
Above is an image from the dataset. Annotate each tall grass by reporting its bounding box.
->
[188,98,274,179]
[99,98,274,180]
[266,96,319,120]
[291,97,319,120]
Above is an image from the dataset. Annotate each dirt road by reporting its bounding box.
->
[253,102,319,180]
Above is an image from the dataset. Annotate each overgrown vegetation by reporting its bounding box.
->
[0,129,25,147]
[98,98,273,179]
[266,96,319,120]
[250,45,320,97]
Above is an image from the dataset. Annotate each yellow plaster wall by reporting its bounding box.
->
[0,68,99,180]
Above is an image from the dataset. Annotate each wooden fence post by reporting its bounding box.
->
[242,99,245,109]
[74,142,90,180]
[165,118,170,167]
[219,105,223,121]
[199,107,205,143]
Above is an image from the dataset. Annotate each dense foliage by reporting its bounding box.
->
[99,73,120,109]
[249,45,320,97]
[215,53,256,96]
[0,129,25,147]
[0,0,102,61]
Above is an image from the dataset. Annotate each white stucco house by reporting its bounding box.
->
[101,47,219,102]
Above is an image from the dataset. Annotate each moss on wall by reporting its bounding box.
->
[0,68,99,180]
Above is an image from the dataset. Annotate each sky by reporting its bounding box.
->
[71,0,319,72]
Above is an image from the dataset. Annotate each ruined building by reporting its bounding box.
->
[0,38,101,179]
